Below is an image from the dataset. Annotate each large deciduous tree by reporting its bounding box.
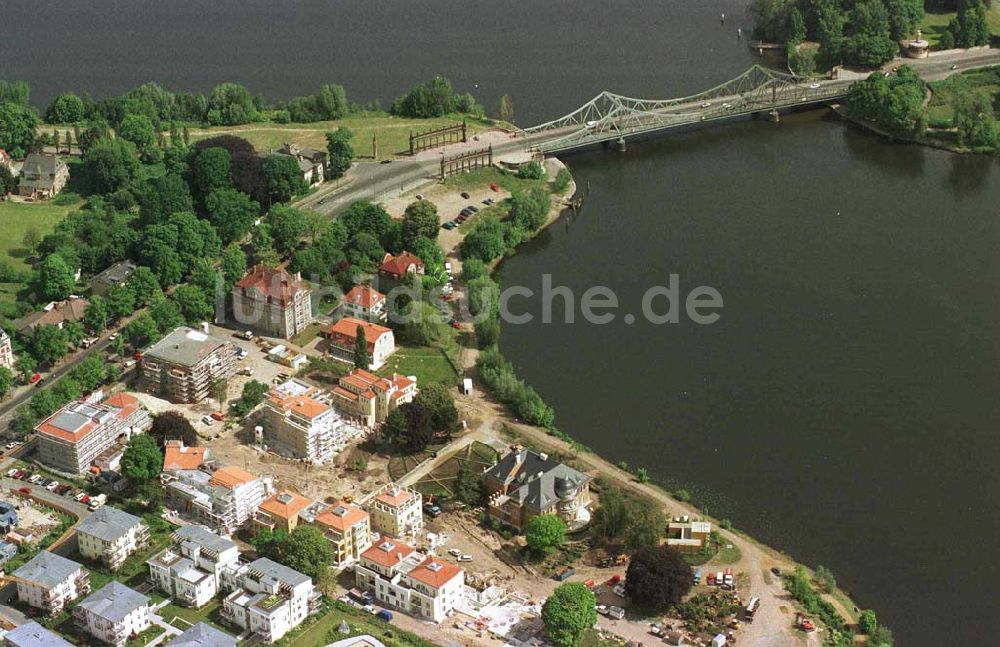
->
[624,545,693,611]
[122,434,163,483]
[263,154,307,204]
[39,253,76,301]
[525,514,567,556]
[542,583,597,647]
[0,102,38,158]
[401,199,440,247]
[83,137,140,194]
[325,127,354,177]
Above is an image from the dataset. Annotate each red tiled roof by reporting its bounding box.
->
[375,487,418,509]
[259,491,311,520]
[209,466,257,489]
[234,264,309,307]
[408,555,462,589]
[345,285,385,310]
[35,394,143,444]
[327,318,392,349]
[378,252,424,279]
[163,440,208,471]
[361,537,415,568]
[315,502,368,532]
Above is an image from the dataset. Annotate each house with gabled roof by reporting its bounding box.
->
[325,317,396,370]
[77,505,150,570]
[484,446,592,533]
[342,285,386,323]
[219,557,321,643]
[253,490,311,534]
[263,378,344,464]
[331,368,416,428]
[17,153,68,199]
[377,252,424,292]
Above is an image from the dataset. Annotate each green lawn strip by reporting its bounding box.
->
[157,599,226,631]
[927,66,1000,126]
[442,167,545,194]
[132,625,166,646]
[188,112,492,160]
[377,345,461,386]
[0,199,81,271]
[275,600,434,647]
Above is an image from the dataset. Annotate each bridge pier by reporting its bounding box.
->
[769,109,780,123]
[616,137,627,152]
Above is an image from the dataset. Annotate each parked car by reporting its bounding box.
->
[613,583,626,597]
[447,548,462,557]
[467,205,478,213]
[423,502,441,518]
[29,373,42,385]
[770,567,782,577]
[211,411,226,421]
[201,416,215,426]
[377,609,393,622]
[45,481,59,491]
[442,222,455,230]
[18,487,30,495]
[607,606,625,620]
[237,367,254,376]
[457,554,473,562]
[108,333,119,341]
[460,191,470,199]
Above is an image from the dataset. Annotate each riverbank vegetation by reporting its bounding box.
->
[751,0,927,70]
[846,64,1000,152]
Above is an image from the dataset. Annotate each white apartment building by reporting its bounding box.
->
[2,621,75,647]
[147,525,240,608]
[263,379,345,464]
[313,501,372,569]
[367,485,423,538]
[220,558,321,643]
[164,465,269,534]
[77,506,150,571]
[0,328,14,370]
[35,393,151,475]
[13,551,90,616]
[73,582,151,647]
[355,537,465,623]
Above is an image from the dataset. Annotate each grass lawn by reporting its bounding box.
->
[275,601,434,647]
[920,6,1000,46]
[189,112,493,160]
[132,626,166,646]
[157,599,227,631]
[926,66,1000,125]
[443,166,546,194]
[0,198,81,271]
[378,345,460,386]
[290,322,324,348]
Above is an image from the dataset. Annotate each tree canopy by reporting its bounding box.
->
[121,434,164,483]
[252,525,332,581]
[542,583,597,647]
[624,545,693,611]
[525,514,567,556]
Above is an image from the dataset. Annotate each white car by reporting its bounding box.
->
[201,416,215,426]
[585,120,598,129]
[722,103,733,110]
[45,481,59,491]
[447,548,462,557]
[458,554,473,562]
[108,333,119,341]
[809,82,821,89]
[700,102,712,108]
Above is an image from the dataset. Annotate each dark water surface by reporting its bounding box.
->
[4,1,998,644]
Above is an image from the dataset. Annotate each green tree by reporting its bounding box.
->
[209,377,229,410]
[624,500,666,549]
[517,161,544,180]
[461,215,506,263]
[30,324,69,365]
[125,311,160,347]
[814,565,836,592]
[137,173,194,227]
[64,321,86,347]
[860,609,878,635]
[252,525,333,581]
[0,367,13,399]
[107,283,137,319]
[401,199,440,246]
[325,127,354,177]
[44,92,86,124]
[552,166,572,194]
[541,582,597,647]
[171,284,214,325]
[192,147,232,198]
[340,200,394,240]
[788,7,807,43]
[382,403,435,453]
[411,237,445,279]
[0,102,38,158]
[207,82,260,125]
[149,294,185,332]
[131,266,163,305]
[251,224,281,267]
[844,1,897,68]
[117,113,157,159]
[391,76,477,118]
[953,89,999,149]
[150,411,199,447]
[263,154,308,204]
[121,434,163,484]
[870,625,894,647]
[593,487,628,540]
[945,0,990,48]
[221,244,248,290]
[84,137,140,194]
[412,383,459,432]
[39,253,76,301]
[354,324,369,369]
[624,545,693,612]
[231,380,269,418]
[268,205,308,255]
[525,514,566,556]
[206,188,260,243]
[885,0,924,40]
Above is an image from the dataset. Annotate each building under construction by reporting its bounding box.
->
[141,327,237,403]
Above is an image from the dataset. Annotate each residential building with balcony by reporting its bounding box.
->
[313,501,372,569]
[331,369,416,428]
[35,393,151,475]
[666,518,712,553]
[141,327,237,404]
[164,622,237,647]
[231,265,313,339]
[263,379,344,464]
[12,551,90,616]
[325,318,396,371]
[163,439,211,472]
[77,506,150,571]
[254,491,311,535]
[484,447,592,533]
[2,621,75,647]
[355,537,464,623]
[147,525,239,608]
[164,466,269,534]
[220,558,321,643]
[74,582,151,647]
[0,328,14,370]
[342,285,387,323]
[367,486,422,539]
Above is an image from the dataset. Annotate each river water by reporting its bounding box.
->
[3,1,998,644]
